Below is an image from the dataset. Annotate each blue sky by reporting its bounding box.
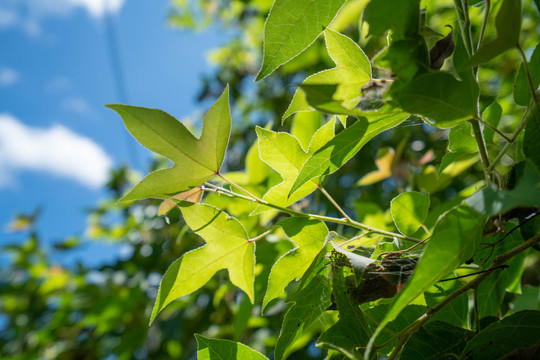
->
[0,0,226,266]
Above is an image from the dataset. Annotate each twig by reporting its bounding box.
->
[438,264,508,282]
[318,185,352,222]
[248,226,279,243]
[217,172,263,202]
[475,115,511,143]
[384,234,540,358]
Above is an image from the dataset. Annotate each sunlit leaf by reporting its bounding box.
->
[150,202,255,324]
[390,72,478,128]
[390,192,430,236]
[448,122,476,153]
[253,118,335,214]
[462,311,540,359]
[468,0,522,66]
[256,0,346,80]
[263,217,328,310]
[290,107,408,196]
[107,86,230,202]
[195,334,269,360]
[158,187,203,216]
[356,148,395,186]
[283,29,371,120]
[367,205,484,354]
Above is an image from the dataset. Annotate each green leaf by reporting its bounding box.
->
[390,192,430,236]
[316,266,371,360]
[524,110,540,170]
[448,122,476,153]
[107,86,230,202]
[364,304,427,352]
[514,42,540,106]
[374,36,429,82]
[150,202,255,324]
[367,205,484,354]
[364,0,419,38]
[466,161,540,216]
[282,29,372,120]
[468,0,522,66]
[290,111,322,150]
[263,217,328,310]
[256,0,346,80]
[401,321,473,360]
[462,311,540,359]
[390,72,478,128]
[290,107,409,196]
[476,226,526,318]
[253,118,335,214]
[425,282,469,328]
[195,334,269,360]
[482,101,502,143]
[274,267,332,360]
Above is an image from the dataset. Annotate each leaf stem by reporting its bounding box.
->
[517,43,538,103]
[318,185,352,221]
[385,234,540,359]
[248,226,279,243]
[203,182,420,242]
[487,96,540,171]
[468,119,491,184]
[474,115,511,142]
[476,0,490,51]
[217,173,264,202]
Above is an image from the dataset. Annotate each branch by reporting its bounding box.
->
[517,44,538,103]
[386,234,540,359]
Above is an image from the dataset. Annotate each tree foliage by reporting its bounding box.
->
[2,0,540,359]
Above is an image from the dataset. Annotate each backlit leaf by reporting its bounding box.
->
[274,265,332,360]
[150,202,255,324]
[290,107,409,196]
[283,29,371,120]
[364,0,419,38]
[107,86,230,202]
[356,148,395,186]
[390,192,430,236]
[256,0,346,80]
[523,110,540,170]
[263,217,328,310]
[195,334,269,360]
[253,118,335,214]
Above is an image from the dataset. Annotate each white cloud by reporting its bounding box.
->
[0,0,125,35]
[0,113,113,189]
[0,67,19,87]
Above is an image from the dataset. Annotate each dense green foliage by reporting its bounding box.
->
[2,0,540,359]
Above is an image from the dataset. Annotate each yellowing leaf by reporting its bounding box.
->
[107,86,231,202]
[150,202,255,324]
[356,147,395,186]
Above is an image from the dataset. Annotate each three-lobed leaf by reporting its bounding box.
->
[256,0,346,80]
[283,28,372,120]
[254,118,336,214]
[290,107,409,196]
[150,202,255,324]
[107,86,231,202]
[390,191,430,236]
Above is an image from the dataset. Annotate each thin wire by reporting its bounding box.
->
[103,9,141,168]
